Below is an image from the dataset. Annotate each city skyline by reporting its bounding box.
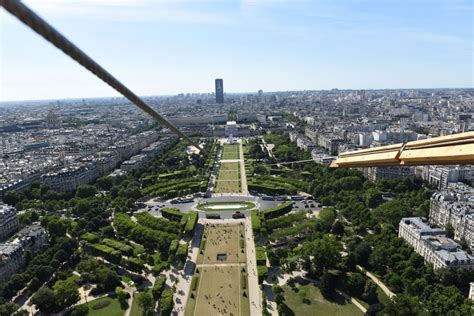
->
[1,0,473,102]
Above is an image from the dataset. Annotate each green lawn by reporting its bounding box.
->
[81,296,124,316]
[196,201,255,211]
[215,162,241,193]
[222,144,240,160]
[217,162,240,180]
[282,283,363,316]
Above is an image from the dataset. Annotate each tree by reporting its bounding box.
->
[0,303,19,316]
[362,280,378,304]
[2,191,22,206]
[160,289,174,316]
[53,278,80,310]
[31,287,58,313]
[71,305,89,316]
[97,176,114,191]
[382,293,427,316]
[331,220,345,235]
[115,287,130,309]
[272,285,283,295]
[346,273,366,297]
[46,217,67,239]
[96,268,121,292]
[76,185,97,199]
[373,199,410,227]
[445,223,455,239]
[365,188,383,208]
[353,241,372,266]
[303,235,341,275]
[137,290,155,316]
[320,272,335,299]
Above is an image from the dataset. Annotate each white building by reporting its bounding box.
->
[416,165,474,189]
[429,183,474,250]
[225,121,238,137]
[0,244,24,282]
[399,217,474,270]
[0,204,19,242]
[361,166,414,181]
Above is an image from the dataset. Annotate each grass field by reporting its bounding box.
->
[186,224,250,316]
[222,144,240,160]
[197,224,246,264]
[215,162,241,193]
[282,283,362,316]
[81,296,124,316]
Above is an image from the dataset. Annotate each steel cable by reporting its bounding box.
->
[0,0,206,154]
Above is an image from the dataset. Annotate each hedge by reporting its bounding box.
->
[176,243,188,262]
[102,238,133,256]
[255,246,267,266]
[185,211,199,235]
[152,261,170,275]
[261,202,293,220]
[160,288,174,316]
[169,240,179,255]
[179,213,189,228]
[86,243,121,264]
[152,277,166,300]
[250,210,261,233]
[161,208,184,222]
[248,183,288,196]
[241,274,247,290]
[135,212,180,234]
[80,233,99,243]
[191,276,199,291]
[124,257,143,273]
[257,265,268,284]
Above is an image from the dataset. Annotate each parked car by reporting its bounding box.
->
[232,211,245,219]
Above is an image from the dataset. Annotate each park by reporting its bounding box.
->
[186,223,250,315]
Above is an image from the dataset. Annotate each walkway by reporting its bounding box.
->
[357,265,396,298]
[244,216,262,316]
[171,220,204,315]
[239,141,248,195]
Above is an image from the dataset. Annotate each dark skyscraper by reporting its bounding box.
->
[215,78,224,104]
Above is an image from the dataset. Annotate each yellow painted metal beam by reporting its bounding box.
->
[331,132,474,168]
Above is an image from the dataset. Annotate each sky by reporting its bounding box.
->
[0,0,472,101]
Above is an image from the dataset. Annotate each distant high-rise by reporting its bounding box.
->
[215,79,224,104]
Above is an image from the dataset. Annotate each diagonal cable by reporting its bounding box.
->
[0,0,206,155]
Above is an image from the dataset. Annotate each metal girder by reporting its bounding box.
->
[331,132,474,168]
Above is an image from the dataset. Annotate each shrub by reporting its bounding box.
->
[241,274,247,289]
[102,238,133,256]
[261,202,293,220]
[86,244,121,264]
[92,300,111,310]
[191,277,199,291]
[256,246,267,265]
[250,210,261,233]
[152,277,166,300]
[185,212,198,235]
[169,240,179,255]
[80,233,99,243]
[257,265,268,284]
[161,208,184,222]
